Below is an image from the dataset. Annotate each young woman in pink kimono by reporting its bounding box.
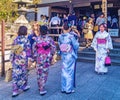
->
[91,23,113,74]
[32,25,56,95]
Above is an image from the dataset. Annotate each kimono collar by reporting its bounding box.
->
[62,32,69,36]
[100,31,107,34]
[98,31,108,38]
[17,35,26,38]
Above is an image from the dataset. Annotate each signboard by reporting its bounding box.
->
[108,29,119,37]
[94,5,100,9]
[102,0,107,18]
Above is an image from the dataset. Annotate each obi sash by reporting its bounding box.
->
[97,38,106,44]
[60,44,72,52]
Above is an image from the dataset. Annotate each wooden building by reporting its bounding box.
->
[29,0,120,37]
[35,0,119,17]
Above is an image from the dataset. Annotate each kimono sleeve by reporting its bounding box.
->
[25,39,32,60]
[58,36,61,46]
[32,40,37,59]
[106,34,113,50]
[58,36,62,55]
[71,35,79,51]
[91,33,98,51]
[50,37,56,55]
[9,40,16,62]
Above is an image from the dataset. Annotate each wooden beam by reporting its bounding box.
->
[1,20,5,77]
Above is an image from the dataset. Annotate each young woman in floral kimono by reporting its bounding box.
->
[10,26,32,97]
[32,25,56,95]
[91,23,113,74]
[58,23,79,94]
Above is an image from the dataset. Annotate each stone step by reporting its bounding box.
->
[78,46,120,66]
[79,48,120,55]
[79,40,120,48]
[77,56,120,66]
[78,51,120,60]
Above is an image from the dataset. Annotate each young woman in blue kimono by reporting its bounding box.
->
[28,22,40,62]
[58,23,79,94]
[32,25,56,95]
[10,26,32,97]
[91,23,113,74]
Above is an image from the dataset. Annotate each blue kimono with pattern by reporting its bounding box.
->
[28,33,38,60]
[10,36,31,92]
[58,33,79,92]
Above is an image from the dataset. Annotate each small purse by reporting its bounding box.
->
[105,53,111,67]
[93,25,98,32]
[5,68,12,82]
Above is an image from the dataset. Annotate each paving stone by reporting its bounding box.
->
[0,61,120,100]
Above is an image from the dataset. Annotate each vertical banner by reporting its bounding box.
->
[102,0,107,18]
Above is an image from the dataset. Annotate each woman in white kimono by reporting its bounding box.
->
[91,23,113,74]
[58,22,79,94]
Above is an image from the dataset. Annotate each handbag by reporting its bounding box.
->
[82,28,88,33]
[93,25,98,32]
[105,53,111,66]
[5,68,12,82]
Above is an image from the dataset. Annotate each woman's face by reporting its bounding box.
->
[99,25,105,32]
[33,24,39,30]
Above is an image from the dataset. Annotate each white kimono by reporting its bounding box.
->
[91,31,113,73]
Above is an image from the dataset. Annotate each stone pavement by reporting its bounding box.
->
[0,61,120,100]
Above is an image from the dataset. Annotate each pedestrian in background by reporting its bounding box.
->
[94,12,106,32]
[10,26,32,97]
[84,18,94,47]
[111,16,118,29]
[49,13,61,34]
[91,23,113,74]
[58,22,79,94]
[32,25,56,95]
[95,12,106,26]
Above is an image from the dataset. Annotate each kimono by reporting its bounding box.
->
[58,33,79,92]
[28,33,38,60]
[32,35,56,91]
[10,36,31,92]
[91,31,113,73]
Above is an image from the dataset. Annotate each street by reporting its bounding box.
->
[0,61,120,100]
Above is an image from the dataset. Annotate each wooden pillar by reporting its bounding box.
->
[102,0,107,18]
[35,4,38,21]
[69,0,73,14]
[1,20,5,76]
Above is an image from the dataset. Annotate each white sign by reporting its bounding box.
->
[108,29,119,37]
